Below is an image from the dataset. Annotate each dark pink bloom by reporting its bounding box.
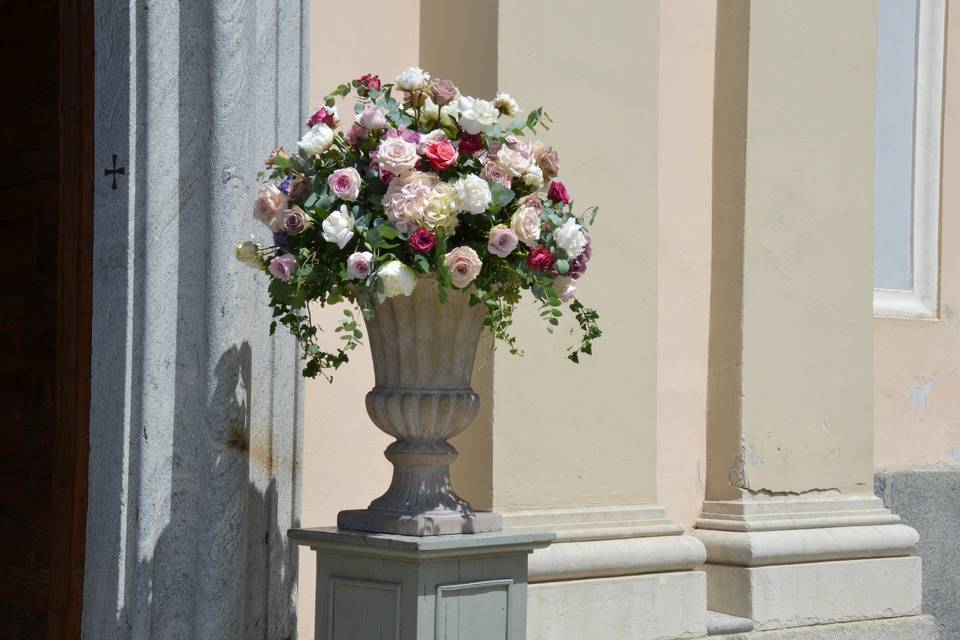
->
[422,141,459,171]
[459,132,484,156]
[307,107,337,128]
[548,180,571,205]
[408,228,437,253]
[527,246,556,272]
[357,73,382,95]
[567,233,592,279]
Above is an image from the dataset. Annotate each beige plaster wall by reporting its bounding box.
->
[656,0,715,529]
[707,0,877,499]
[490,0,661,509]
[299,3,421,637]
[874,5,960,471]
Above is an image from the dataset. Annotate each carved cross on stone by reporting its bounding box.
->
[104,154,125,190]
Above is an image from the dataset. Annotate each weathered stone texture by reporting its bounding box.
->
[83,1,307,638]
[876,470,960,640]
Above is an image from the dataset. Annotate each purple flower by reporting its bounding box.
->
[273,231,290,248]
[567,233,592,279]
[268,253,297,281]
[278,177,294,195]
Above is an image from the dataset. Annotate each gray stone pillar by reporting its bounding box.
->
[83,1,307,638]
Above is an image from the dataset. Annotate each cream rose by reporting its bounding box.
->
[254,184,288,228]
[453,174,492,214]
[419,182,460,233]
[456,96,499,134]
[298,123,334,156]
[376,136,419,175]
[511,206,541,247]
[234,240,262,267]
[321,204,355,249]
[444,246,483,288]
[495,145,531,177]
[494,91,520,117]
[522,164,544,189]
[554,218,587,259]
[395,66,430,92]
[376,260,417,300]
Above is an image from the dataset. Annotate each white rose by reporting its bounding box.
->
[298,123,335,156]
[395,66,430,92]
[554,218,587,259]
[496,145,531,177]
[511,206,541,247]
[321,204,355,249]
[453,174,493,214]
[456,96,500,134]
[376,136,419,175]
[421,97,460,127]
[522,164,544,189]
[494,91,520,117]
[376,260,417,300]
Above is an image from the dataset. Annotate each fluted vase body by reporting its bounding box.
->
[337,277,502,536]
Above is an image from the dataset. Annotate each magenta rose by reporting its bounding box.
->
[527,245,556,272]
[268,253,297,281]
[408,227,437,253]
[459,132,485,156]
[548,180,571,205]
[422,140,459,171]
[357,73,382,95]
[307,107,337,128]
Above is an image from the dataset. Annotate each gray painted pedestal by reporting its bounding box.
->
[289,528,554,640]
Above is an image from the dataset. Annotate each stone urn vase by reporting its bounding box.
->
[337,277,502,536]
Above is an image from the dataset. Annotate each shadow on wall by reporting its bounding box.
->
[90,345,297,639]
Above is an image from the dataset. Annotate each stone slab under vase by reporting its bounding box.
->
[338,508,503,536]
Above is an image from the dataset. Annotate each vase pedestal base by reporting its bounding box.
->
[338,509,503,536]
[289,527,553,640]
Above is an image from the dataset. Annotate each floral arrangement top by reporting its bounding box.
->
[237,67,601,379]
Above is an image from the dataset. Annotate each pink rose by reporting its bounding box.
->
[346,251,374,279]
[444,246,483,288]
[376,136,419,175]
[408,227,437,253]
[254,184,288,227]
[553,276,576,302]
[269,253,297,281]
[548,180,571,205]
[429,78,459,106]
[422,140,459,171]
[481,161,512,188]
[327,167,361,202]
[517,193,544,212]
[487,225,518,258]
[527,246,555,272]
[358,104,387,130]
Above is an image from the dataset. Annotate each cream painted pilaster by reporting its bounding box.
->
[422,2,707,638]
[696,0,925,631]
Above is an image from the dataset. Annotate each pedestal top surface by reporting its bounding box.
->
[288,526,554,554]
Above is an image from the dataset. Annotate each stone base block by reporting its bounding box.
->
[338,509,503,536]
[705,557,922,631]
[712,614,938,640]
[289,527,552,640]
[527,571,707,640]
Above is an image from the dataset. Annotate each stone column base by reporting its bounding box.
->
[694,496,923,632]
[504,506,709,640]
[289,527,553,640]
[711,614,938,640]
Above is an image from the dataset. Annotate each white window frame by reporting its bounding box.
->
[874,0,945,319]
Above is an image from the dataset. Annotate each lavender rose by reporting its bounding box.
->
[268,253,297,281]
[487,225,518,258]
[346,251,374,280]
[283,207,311,236]
[429,78,459,106]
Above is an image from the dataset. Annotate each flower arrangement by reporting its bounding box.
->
[237,67,601,379]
